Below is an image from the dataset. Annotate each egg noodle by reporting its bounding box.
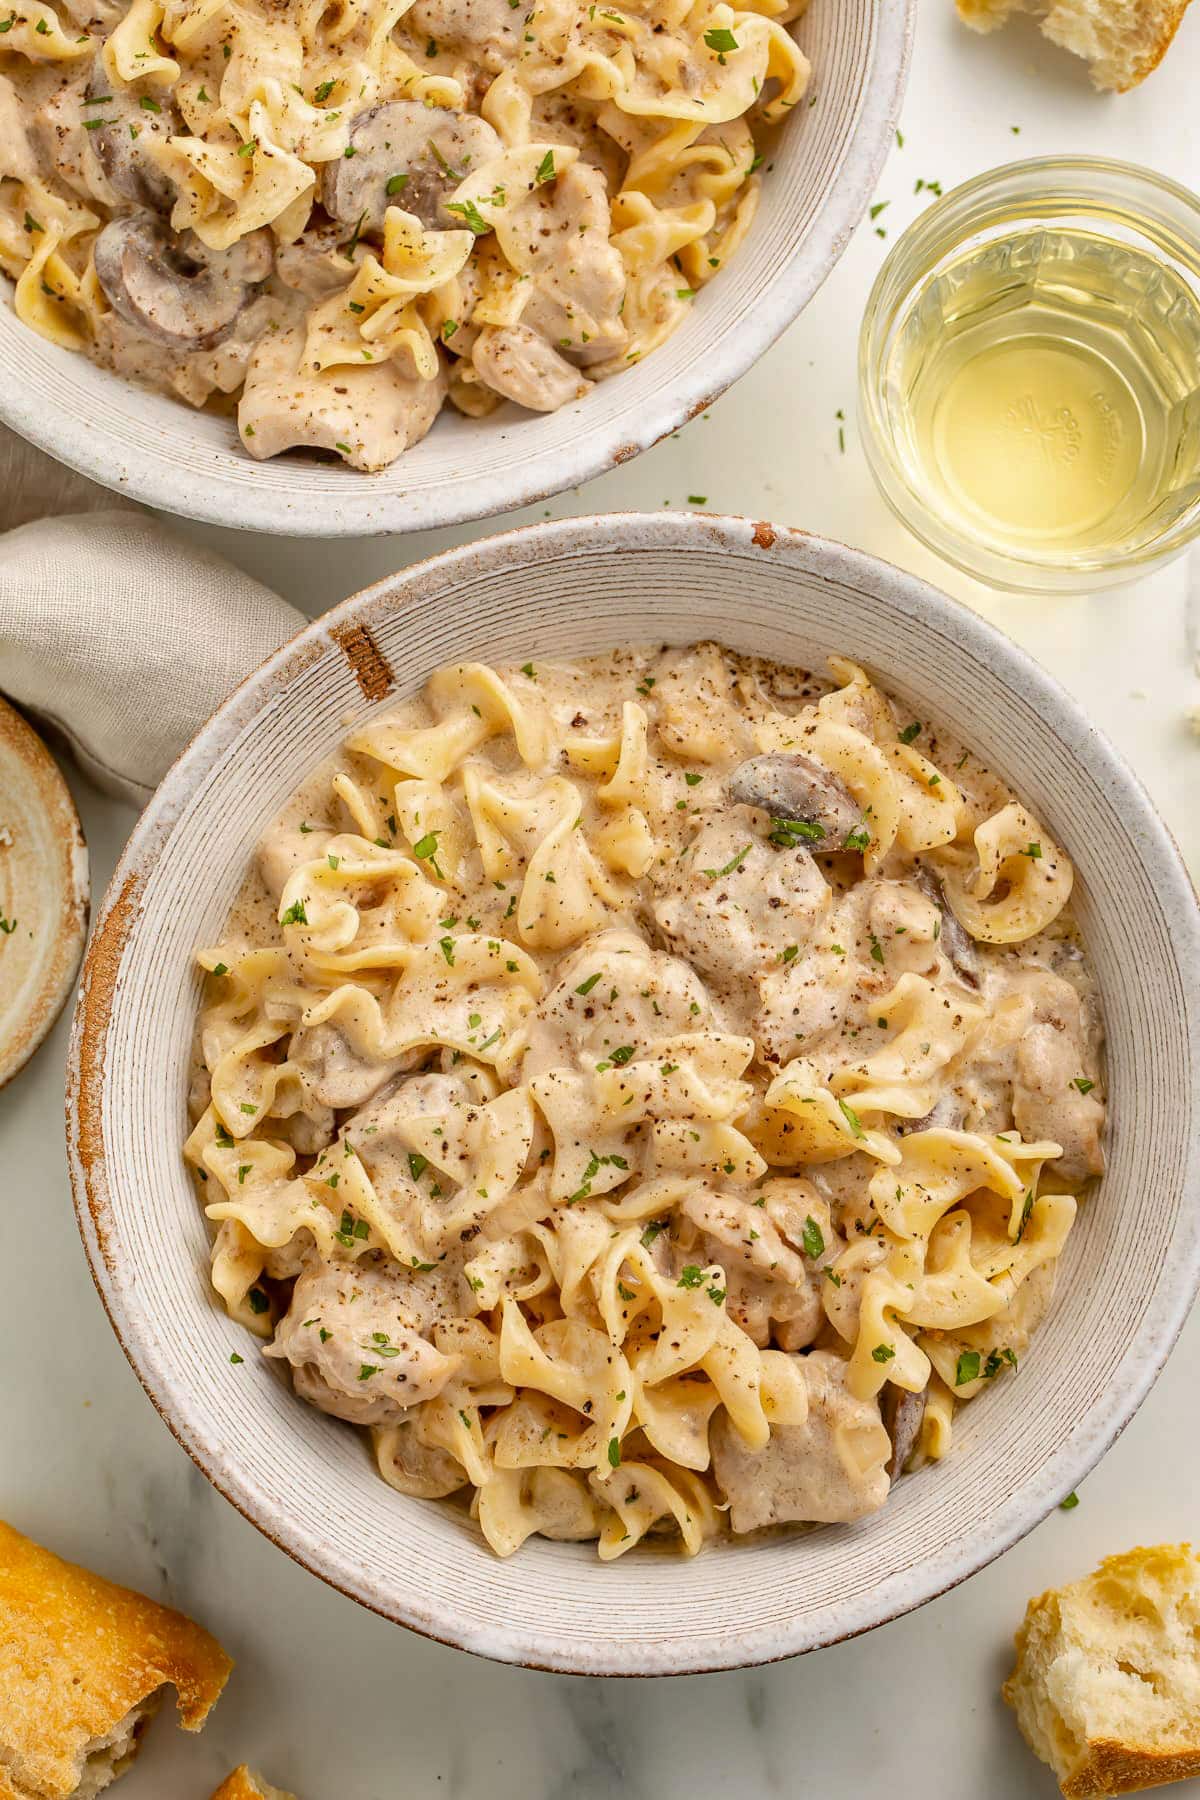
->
[185,645,1106,1558]
[0,0,810,467]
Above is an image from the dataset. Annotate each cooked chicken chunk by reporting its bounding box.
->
[268,1257,459,1423]
[651,818,831,994]
[237,323,445,469]
[711,1349,892,1531]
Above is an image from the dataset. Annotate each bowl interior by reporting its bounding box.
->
[0,0,909,536]
[69,515,1200,1674]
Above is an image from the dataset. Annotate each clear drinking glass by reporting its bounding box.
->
[858,157,1200,593]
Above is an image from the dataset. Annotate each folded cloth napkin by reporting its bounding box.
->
[0,432,305,807]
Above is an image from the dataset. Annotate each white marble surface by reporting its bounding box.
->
[5,5,1200,1796]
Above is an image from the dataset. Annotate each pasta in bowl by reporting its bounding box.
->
[68,516,1200,1671]
[0,1,910,529]
[187,645,1105,1559]
[0,0,805,471]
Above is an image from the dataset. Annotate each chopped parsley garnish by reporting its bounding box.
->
[704,24,738,51]
[1060,1491,1080,1511]
[314,77,335,101]
[575,972,602,995]
[703,843,751,880]
[801,1215,825,1259]
[438,936,455,965]
[280,899,308,925]
[248,1286,268,1314]
[229,1351,244,1364]
[955,1350,981,1386]
[607,1436,621,1468]
[838,1099,864,1139]
[358,1363,380,1381]
[868,933,885,964]
[640,1220,666,1248]
[411,829,444,877]
[1021,842,1043,859]
[445,199,490,235]
[1072,1077,1095,1095]
[408,1152,429,1181]
[684,771,703,786]
[386,172,408,194]
[769,817,824,846]
[844,827,870,851]
[898,720,921,744]
[780,944,799,964]
[211,962,228,976]
[687,496,707,507]
[677,1265,704,1288]
[521,662,536,678]
[535,149,555,183]
[871,1343,895,1363]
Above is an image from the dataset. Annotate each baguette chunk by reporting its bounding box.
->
[956,0,1193,91]
[0,1520,231,1799]
[1004,1543,1200,1797]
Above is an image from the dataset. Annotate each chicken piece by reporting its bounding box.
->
[652,642,751,764]
[680,1180,838,1350]
[1012,983,1105,1184]
[257,820,331,902]
[520,928,713,1080]
[409,0,523,69]
[91,295,286,410]
[237,323,446,470]
[286,1020,407,1109]
[711,1349,892,1532]
[503,162,627,365]
[651,818,830,994]
[0,75,36,183]
[470,324,591,413]
[267,1257,459,1424]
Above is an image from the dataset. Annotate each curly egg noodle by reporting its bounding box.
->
[0,0,810,468]
[185,646,1107,1559]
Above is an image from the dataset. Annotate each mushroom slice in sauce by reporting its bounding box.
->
[83,61,180,211]
[915,863,980,988]
[320,101,502,231]
[93,215,273,348]
[727,752,865,848]
[882,1383,926,1479]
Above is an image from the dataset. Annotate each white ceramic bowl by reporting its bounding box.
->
[0,0,910,538]
[67,514,1200,1674]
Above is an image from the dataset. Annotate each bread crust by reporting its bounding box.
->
[211,1771,297,1800]
[0,1520,232,1799]
[954,0,1194,90]
[1061,1741,1200,1797]
[1004,1545,1200,1800]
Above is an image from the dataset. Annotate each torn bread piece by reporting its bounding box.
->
[955,0,1193,91]
[1003,1543,1200,1798]
[211,1773,298,1800]
[0,1520,232,1800]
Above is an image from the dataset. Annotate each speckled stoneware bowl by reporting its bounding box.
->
[0,0,910,537]
[67,514,1200,1675]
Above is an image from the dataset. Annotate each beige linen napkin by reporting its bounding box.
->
[0,432,305,807]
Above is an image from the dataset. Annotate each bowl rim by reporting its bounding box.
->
[65,511,1200,1674]
[0,1,913,538]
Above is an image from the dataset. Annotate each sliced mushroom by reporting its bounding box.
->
[915,864,980,988]
[321,102,502,232]
[93,215,273,348]
[882,1383,926,1479]
[728,752,865,848]
[84,60,180,211]
[898,1091,965,1136]
[471,323,590,413]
